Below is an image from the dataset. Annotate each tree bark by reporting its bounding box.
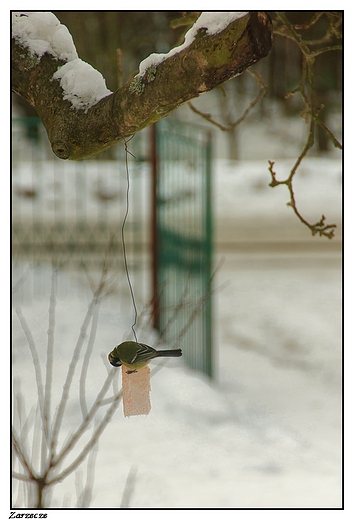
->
[12,12,272,160]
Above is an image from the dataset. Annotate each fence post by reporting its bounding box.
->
[150,123,160,331]
[205,129,213,378]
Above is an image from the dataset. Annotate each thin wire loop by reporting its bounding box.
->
[122,138,138,342]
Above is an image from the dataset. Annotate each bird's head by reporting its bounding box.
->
[108,349,122,367]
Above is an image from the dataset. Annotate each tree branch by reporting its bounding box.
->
[188,69,268,131]
[12,12,272,160]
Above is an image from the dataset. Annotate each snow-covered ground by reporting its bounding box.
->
[12,148,342,511]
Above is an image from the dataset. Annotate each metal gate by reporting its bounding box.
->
[152,119,213,378]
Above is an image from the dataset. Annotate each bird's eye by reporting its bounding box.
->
[109,357,122,367]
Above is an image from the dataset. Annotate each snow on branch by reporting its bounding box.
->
[12,12,112,112]
[137,12,248,76]
[12,11,272,160]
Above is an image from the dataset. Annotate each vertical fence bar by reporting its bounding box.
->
[153,118,213,378]
[205,129,213,378]
[150,123,160,331]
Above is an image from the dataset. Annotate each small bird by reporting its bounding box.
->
[108,341,182,371]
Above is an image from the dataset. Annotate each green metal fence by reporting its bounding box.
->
[153,119,213,378]
[12,116,214,377]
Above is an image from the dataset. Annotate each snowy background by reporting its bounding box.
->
[12,146,342,511]
[11,10,344,514]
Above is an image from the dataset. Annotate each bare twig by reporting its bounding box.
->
[268,160,337,238]
[120,464,138,508]
[75,441,99,508]
[47,387,122,485]
[49,296,98,463]
[12,431,35,480]
[79,302,101,418]
[48,262,110,466]
[188,70,268,132]
[15,307,45,425]
[42,267,57,470]
[12,472,34,483]
[267,11,342,238]
[49,368,117,473]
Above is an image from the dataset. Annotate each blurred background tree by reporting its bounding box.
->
[51,11,184,90]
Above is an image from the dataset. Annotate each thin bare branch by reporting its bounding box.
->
[293,12,324,30]
[79,302,101,418]
[47,387,122,485]
[76,440,99,507]
[120,464,138,508]
[268,159,337,239]
[268,11,342,238]
[316,121,342,150]
[188,69,268,132]
[49,267,109,464]
[12,472,34,483]
[50,368,117,472]
[15,307,45,422]
[188,102,229,131]
[12,431,35,480]
[42,267,58,471]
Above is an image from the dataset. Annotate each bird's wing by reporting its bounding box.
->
[135,343,156,361]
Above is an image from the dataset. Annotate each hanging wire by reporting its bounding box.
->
[122,137,138,342]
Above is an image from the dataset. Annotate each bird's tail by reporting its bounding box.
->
[155,349,182,358]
